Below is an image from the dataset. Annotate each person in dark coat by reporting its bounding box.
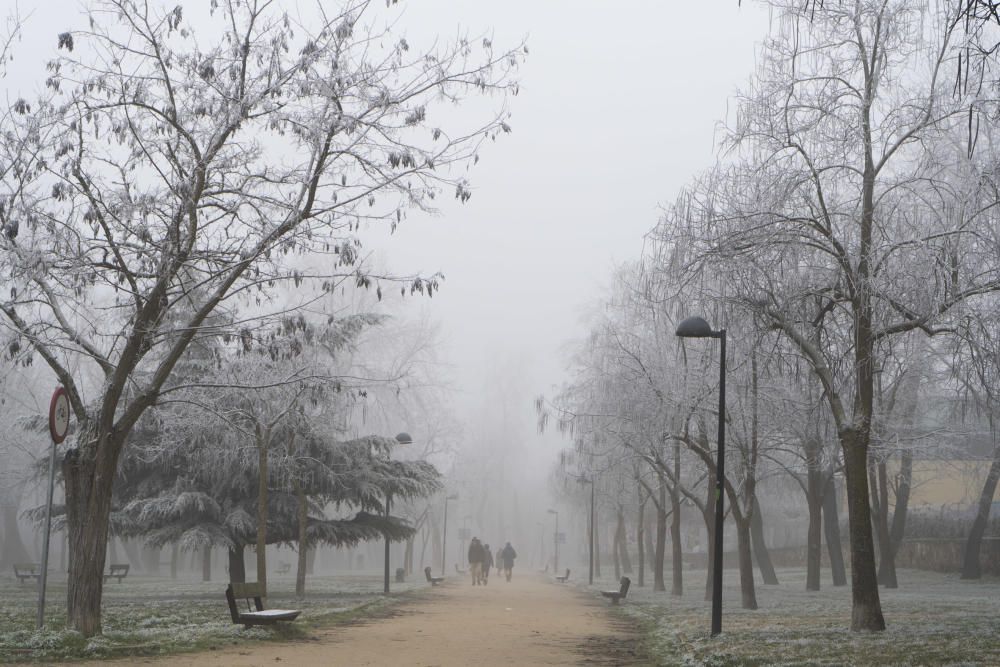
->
[500,542,517,582]
[468,537,485,585]
[481,543,494,585]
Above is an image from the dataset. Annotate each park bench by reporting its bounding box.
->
[601,576,631,605]
[13,563,41,584]
[103,563,130,583]
[555,568,571,583]
[424,566,444,586]
[225,582,301,628]
[275,561,291,575]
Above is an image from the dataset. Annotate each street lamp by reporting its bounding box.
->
[441,493,458,576]
[384,432,412,594]
[675,315,726,637]
[577,477,596,585]
[547,509,559,574]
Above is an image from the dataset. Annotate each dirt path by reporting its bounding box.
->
[126,573,647,666]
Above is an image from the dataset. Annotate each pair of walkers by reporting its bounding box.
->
[468,538,517,585]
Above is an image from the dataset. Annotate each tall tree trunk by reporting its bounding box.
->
[750,496,778,585]
[823,474,847,586]
[874,459,898,587]
[669,488,683,596]
[616,507,632,574]
[256,428,271,595]
[63,441,117,637]
[961,440,1000,579]
[703,471,717,601]
[228,546,246,583]
[842,430,885,631]
[612,517,621,581]
[637,488,645,587]
[654,477,667,592]
[888,450,913,558]
[295,475,308,597]
[735,515,758,609]
[0,502,32,566]
[202,547,212,582]
[805,460,824,591]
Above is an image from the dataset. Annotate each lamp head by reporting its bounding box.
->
[547,508,558,515]
[395,432,413,445]
[675,315,716,338]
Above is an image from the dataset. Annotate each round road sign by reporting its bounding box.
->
[48,386,70,444]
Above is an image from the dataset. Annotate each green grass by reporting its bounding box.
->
[588,567,1000,666]
[0,571,428,663]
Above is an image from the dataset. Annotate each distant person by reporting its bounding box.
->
[482,543,494,585]
[500,542,517,582]
[468,537,485,586]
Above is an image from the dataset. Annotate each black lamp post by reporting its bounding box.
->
[675,315,726,637]
[384,432,412,594]
[577,477,596,585]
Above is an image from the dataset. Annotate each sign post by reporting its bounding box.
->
[38,386,70,629]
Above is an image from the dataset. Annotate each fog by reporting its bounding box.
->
[3,4,1000,658]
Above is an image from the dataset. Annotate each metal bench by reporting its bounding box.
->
[601,576,631,605]
[225,583,301,627]
[555,568,571,583]
[13,563,41,584]
[275,561,291,575]
[424,566,444,586]
[103,563,130,583]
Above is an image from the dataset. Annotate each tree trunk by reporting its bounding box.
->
[63,441,117,637]
[874,459,898,588]
[228,546,246,583]
[202,547,212,582]
[0,502,32,566]
[735,516,758,610]
[703,471,717,601]
[750,496,778,585]
[654,478,667,592]
[612,517,621,581]
[295,477,308,597]
[888,450,913,559]
[961,440,1000,579]
[823,473,847,586]
[806,485,823,591]
[256,429,270,595]
[594,514,601,578]
[637,489,645,587]
[616,507,632,574]
[669,488,683,597]
[842,430,886,631]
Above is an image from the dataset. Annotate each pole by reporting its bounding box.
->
[589,480,595,585]
[711,330,727,637]
[383,493,391,594]
[441,496,449,576]
[36,438,58,629]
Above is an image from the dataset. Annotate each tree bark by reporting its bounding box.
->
[961,440,1000,579]
[806,482,823,591]
[616,507,632,574]
[874,459,898,588]
[823,474,847,586]
[637,488,645,587]
[256,428,270,594]
[295,477,308,596]
[228,546,246,583]
[654,477,667,592]
[888,450,913,559]
[749,496,778,586]
[669,487,683,597]
[735,516,758,609]
[842,430,885,631]
[63,439,117,637]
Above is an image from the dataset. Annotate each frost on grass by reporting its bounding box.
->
[583,568,1000,666]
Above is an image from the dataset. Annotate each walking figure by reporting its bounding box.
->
[500,542,517,582]
[468,537,485,585]
[482,543,494,585]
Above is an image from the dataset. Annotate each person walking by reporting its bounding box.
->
[500,542,517,582]
[468,537,485,585]
[481,543,494,585]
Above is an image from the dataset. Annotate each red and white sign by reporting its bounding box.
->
[48,386,70,444]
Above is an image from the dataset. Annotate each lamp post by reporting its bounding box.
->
[384,432,412,594]
[441,493,458,576]
[547,509,559,574]
[676,315,726,637]
[577,477,596,585]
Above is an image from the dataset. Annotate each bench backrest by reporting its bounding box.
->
[226,583,266,622]
[14,563,38,573]
[619,576,631,597]
[564,569,570,578]
[424,566,433,581]
[109,564,129,573]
